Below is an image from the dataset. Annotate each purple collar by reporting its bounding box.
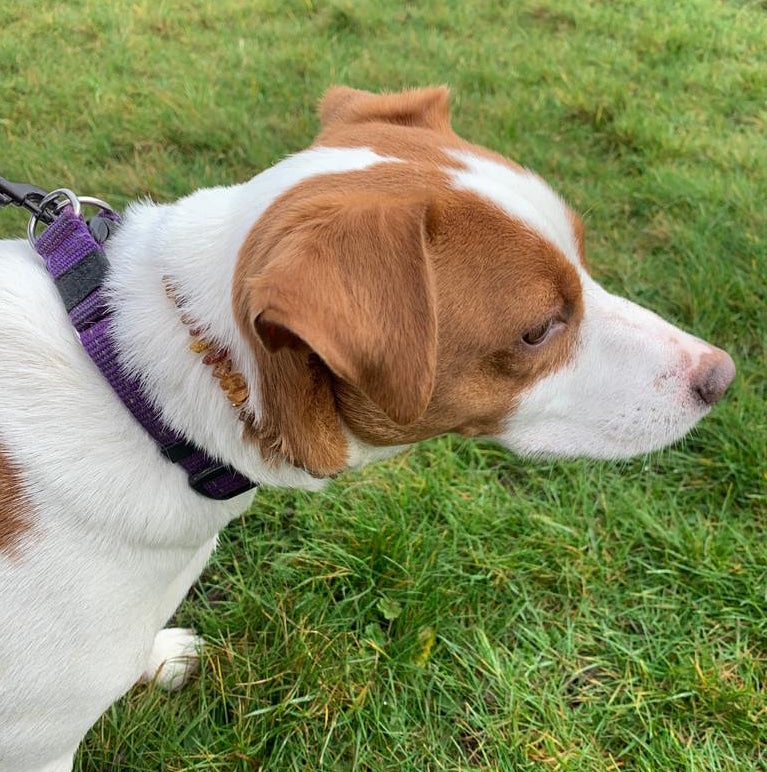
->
[33,201,258,501]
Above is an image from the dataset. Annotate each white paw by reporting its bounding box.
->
[141,627,203,691]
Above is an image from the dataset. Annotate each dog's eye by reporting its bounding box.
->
[521,319,554,347]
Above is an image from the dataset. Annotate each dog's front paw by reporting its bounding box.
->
[141,627,203,691]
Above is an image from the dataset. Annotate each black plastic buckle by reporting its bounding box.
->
[0,176,54,223]
[189,464,257,500]
[88,211,118,244]
[161,440,197,463]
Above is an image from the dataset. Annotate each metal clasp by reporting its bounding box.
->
[26,188,115,247]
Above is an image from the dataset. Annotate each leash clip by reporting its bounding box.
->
[1,176,116,246]
[26,188,115,247]
[0,175,51,220]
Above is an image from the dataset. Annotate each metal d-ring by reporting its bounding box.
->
[27,188,80,246]
[27,190,115,247]
[78,195,113,214]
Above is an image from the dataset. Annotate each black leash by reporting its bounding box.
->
[0,175,54,223]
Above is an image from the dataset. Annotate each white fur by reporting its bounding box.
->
[0,144,730,770]
[141,627,204,691]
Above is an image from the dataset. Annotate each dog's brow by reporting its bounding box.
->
[446,150,581,270]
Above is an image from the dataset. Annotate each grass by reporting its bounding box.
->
[2,0,766,768]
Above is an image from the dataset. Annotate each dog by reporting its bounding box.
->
[0,87,735,770]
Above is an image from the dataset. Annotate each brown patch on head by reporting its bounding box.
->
[0,444,34,559]
[320,86,452,133]
[234,86,585,472]
[335,191,583,446]
[314,86,521,175]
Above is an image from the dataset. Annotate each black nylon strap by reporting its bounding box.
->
[54,248,110,312]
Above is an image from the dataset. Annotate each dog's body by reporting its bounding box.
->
[0,88,734,771]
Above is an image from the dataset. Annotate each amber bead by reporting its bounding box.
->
[203,348,229,366]
[228,387,249,407]
[213,361,232,379]
[220,373,246,391]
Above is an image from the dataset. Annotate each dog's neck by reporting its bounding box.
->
[101,147,400,493]
[103,179,324,492]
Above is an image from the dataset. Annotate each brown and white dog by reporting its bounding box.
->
[0,87,734,770]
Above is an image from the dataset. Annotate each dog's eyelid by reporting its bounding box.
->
[521,318,554,347]
[520,308,568,347]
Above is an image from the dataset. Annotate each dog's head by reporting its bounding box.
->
[234,87,734,476]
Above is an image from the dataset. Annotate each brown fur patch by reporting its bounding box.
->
[233,87,586,470]
[320,86,453,133]
[241,346,348,477]
[335,192,583,446]
[0,444,33,559]
[313,87,522,175]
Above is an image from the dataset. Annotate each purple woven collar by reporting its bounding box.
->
[34,206,257,500]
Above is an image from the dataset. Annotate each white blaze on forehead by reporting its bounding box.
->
[446,149,582,268]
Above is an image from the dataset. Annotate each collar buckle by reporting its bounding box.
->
[189,465,258,500]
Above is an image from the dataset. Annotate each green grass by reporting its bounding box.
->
[2,0,766,768]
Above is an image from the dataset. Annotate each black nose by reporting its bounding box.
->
[691,349,736,406]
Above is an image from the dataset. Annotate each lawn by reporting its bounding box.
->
[1,0,766,769]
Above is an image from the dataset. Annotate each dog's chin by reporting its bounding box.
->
[343,435,409,470]
[494,412,710,463]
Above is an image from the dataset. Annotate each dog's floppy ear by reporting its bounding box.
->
[319,86,452,133]
[251,193,438,424]
[237,193,438,476]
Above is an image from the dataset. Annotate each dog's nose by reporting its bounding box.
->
[691,348,736,406]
